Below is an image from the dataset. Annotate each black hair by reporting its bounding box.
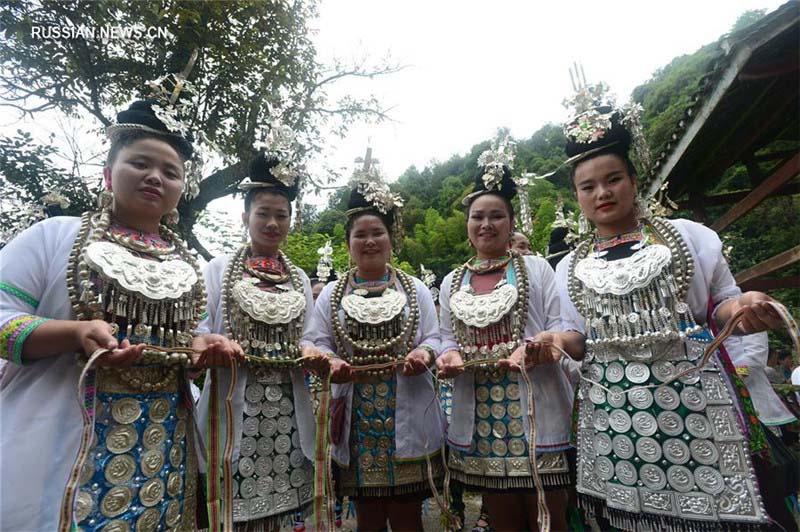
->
[243,152,300,213]
[463,162,517,220]
[778,352,792,361]
[106,129,190,167]
[344,185,397,244]
[107,100,193,165]
[565,107,639,186]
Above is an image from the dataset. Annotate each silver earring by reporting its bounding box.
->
[578,212,592,238]
[165,208,180,225]
[634,195,651,220]
[97,189,113,211]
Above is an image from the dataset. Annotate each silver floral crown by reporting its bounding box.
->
[107,51,208,200]
[347,164,404,216]
[476,132,515,192]
[316,240,334,281]
[562,67,652,175]
[248,120,302,189]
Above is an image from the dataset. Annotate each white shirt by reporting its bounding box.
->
[439,255,576,450]
[725,332,796,426]
[302,274,445,465]
[194,254,317,467]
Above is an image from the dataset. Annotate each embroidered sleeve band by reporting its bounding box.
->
[0,314,51,364]
[0,281,39,309]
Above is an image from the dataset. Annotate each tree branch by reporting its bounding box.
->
[311,63,407,92]
[187,160,248,212]
[0,101,58,116]
[310,105,397,122]
[186,230,213,261]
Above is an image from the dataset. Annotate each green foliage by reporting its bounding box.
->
[0,0,399,252]
[531,198,556,255]
[0,130,95,240]
[285,232,333,274]
[631,44,718,163]
[399,208,470,277]
[730,9,767,33]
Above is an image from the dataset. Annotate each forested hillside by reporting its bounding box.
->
[298,7,798,311]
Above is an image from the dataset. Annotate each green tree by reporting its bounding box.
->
[0,0,400,255]
[531,198,556,255]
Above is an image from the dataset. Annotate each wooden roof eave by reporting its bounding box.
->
[646,14,798,199]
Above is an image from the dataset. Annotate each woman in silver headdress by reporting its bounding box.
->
[437,141,576,531]
[0,99,240,531]
[304,176,444,531]
[547,81,786,530]
[195,151,327,530]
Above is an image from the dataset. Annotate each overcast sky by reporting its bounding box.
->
[1,0,786,219]
[310,0,785,184]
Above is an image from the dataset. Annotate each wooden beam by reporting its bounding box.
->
[738,275,800,292]
[648,13,799,198]
[676,182,800,209]
[734,245,800,285]
[738,57,800,80]
[687,86,793,198]
[753,149,797,163]
[710,153,800,232]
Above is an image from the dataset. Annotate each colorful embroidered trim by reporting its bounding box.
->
[57,350,103,532]
[205,363,237,532]
[0,281,39,308]
[1,314,50,364]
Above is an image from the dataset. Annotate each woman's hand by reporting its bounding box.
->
[403,348,433,376]
[76,320,144,367]
[300,345,332,378]
[97,339,147,368]
[329,357,353,384]
[497,331,565,372]
[728,292,783,334]
[436,349,464,379]
[192,334,244,369]
[76,319,119,353]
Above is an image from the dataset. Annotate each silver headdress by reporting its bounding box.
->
[107,50,207,200]
[551,195,581,245]
[419,263,439,303]
[562,65,653,176]
[562,65,678,216]
[244,120,302,190]
[476,131,516,193]
[346,152,404,217]
[316,240,335,282]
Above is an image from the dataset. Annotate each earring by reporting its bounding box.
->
[97,189,113,211]
[578,212,592,238]
[164,208,180,225]
[633,195,651,220]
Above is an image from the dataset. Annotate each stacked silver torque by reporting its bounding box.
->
[330,265,419,373]
[222,245,305,364]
